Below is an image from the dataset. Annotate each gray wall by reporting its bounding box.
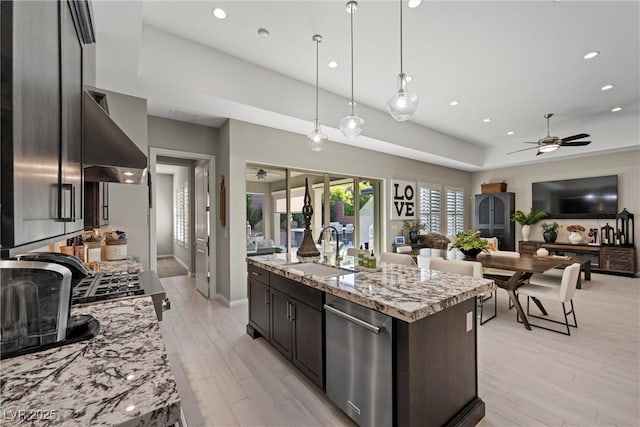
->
[98,89,150,270]
[156,173,173,256]
[471,149,640,269]
[148,116,217,156]
[216,120,231,302]
[217,119,472,303]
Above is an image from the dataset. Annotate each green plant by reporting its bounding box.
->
[450,230,489,253]
[511,209,548,225]
[403,219,426,232]
[541,222,559,232]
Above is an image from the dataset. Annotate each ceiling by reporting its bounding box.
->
[92,1,640,171]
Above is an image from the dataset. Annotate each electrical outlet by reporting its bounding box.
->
[466,311,473,332]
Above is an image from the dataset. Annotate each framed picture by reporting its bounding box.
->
[394,236,405,244]
[390,179,417,220]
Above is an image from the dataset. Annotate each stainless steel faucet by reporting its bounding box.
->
[317,226,341,266]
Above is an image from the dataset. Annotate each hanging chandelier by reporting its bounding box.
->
[308,34,328,151]
[339,1,364,139]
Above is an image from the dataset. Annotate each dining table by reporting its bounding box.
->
[473,253,568,330]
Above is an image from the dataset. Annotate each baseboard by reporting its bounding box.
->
[157,254,173,259]
[172,256,190,271]
[213,294,248,307]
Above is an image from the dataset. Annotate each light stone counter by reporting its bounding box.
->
[247,253,496,323]
[99,257,143,273]
[0,297,180,427]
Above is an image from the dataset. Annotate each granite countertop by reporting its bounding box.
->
[99,257,143,273]
[247,254,496,323]
[0,297,180,427]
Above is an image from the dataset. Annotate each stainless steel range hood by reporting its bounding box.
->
[83,90,147,184]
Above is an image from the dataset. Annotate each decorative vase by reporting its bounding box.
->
[568,232,582,244]
[460,248,482,259]
[409,231,420,244]
[543,230,557,243]
[521,225,531,241]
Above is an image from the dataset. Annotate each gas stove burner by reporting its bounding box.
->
[72,271,143,304]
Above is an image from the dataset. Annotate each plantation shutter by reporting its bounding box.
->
[446,187,465,235]
[418,183,441,233]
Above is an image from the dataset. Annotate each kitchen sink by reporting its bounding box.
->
[285,262,355,278]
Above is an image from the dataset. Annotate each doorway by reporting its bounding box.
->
[150,148,216,298]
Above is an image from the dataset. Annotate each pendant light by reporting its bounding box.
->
[308,34,327,151]
[339,1,364,139]
[387,0,419,121]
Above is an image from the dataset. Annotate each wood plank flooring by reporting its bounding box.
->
[159,270,639,426]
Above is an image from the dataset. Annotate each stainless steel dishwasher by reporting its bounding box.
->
[324,294,393,426]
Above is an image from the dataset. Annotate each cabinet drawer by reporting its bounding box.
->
[270,273,323,311]
[248,265,270,285]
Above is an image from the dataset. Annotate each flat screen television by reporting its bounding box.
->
[532,175,618,219]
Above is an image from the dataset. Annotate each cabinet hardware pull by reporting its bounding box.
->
[265,289,269,306]
[290,304,295,322]
[286,302,290,321]
[324,304,382,334]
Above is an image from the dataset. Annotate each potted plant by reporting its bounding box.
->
[566,224,586,244]
[541,222,559,243]
[449,230,489,258]
[403,219,426,244]
[511,209,548,242]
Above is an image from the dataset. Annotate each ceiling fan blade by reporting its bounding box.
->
[523,141,540,144]
[561,133,590,142]
[561,140,591,147]
[507,146,539,155]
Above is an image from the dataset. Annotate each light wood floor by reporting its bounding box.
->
[157,256,189,278]
[159,270,639,427]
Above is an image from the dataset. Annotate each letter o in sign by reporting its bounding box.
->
[404,185,414,201]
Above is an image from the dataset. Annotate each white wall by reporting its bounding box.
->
[217,119,471,303]
[148,116,217,156]
[156,173,173,256]
[99,89,150,270]
[471,149,640,268]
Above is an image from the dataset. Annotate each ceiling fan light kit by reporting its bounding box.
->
[339,1,365,140]
[308,34,328,152]
[387,0,419,121]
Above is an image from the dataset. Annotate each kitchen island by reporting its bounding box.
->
[0,297,181,427]
[246,254,496,427]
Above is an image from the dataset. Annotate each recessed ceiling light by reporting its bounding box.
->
[328,60,338,69]
[483,118,491,123]
[507,131,515,136]
[408,0,423,8]
[601,84,614,91]
[257,28,270,39]
[583,51,599,60]
[611,107,622,112]
[212,8,226,19]
[449,100,459,106]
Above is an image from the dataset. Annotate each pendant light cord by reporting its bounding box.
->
[315,38,319,122]
[350,6,354,104]
[399,0,404,76]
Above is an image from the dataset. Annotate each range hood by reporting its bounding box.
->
[83,90,147,184]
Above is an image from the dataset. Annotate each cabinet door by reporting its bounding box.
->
[292,302,323,388]
[60,0,84,233]
[270,288,292,359]
[1,1,65,247]
[249,278,270,339]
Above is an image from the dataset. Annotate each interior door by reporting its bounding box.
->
[194,161,209,297]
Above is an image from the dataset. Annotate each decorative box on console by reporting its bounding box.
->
[481,182,507,193]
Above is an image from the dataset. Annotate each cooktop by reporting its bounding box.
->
[72,271,143,304]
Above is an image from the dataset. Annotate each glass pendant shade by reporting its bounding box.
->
[339,102,364,139]
[308,120,327,151]
[387,73,419,121]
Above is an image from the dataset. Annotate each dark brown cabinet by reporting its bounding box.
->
[247,266,271,340]
[269,288,293,358]
[84,182,109,229]
[475,192,515,251]
[600,246,636,275]
[1,1,92,255]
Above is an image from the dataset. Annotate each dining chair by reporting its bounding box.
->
[416,255,443,269]
[429,258,495,325]
[396,245,412,254]
[379,252,416,266]
[516,263,580,335]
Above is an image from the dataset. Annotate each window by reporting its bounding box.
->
[174,182,189,246]
[418,183,441,233]
[446,186,464,235]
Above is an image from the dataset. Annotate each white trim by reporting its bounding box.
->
[213,294,248,307]
[149,147,216,299]
[172,255,189,271]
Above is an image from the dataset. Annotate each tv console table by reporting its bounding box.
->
[519,241,636,277]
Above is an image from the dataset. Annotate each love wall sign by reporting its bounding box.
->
[391,180,417,220]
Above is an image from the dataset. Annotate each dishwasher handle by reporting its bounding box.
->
[324,304,382,334]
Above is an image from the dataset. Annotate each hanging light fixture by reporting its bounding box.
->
[339,1,364,139]
[308,34,327,151]
[387,0,419,121]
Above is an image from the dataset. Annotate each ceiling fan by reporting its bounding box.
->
[507,113,591,156]
[245,166,283,181]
